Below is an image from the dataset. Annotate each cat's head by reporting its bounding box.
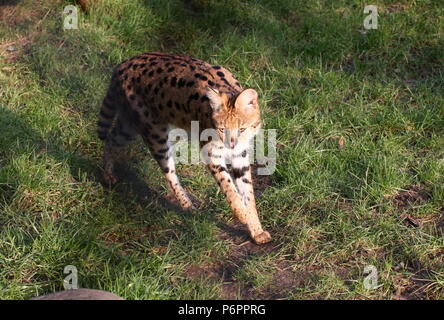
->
[206,87,262,149]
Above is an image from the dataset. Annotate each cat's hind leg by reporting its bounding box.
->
[102,111,138,185]
[143,127,194,211]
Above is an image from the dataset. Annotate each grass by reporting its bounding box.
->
[0,0,443,299]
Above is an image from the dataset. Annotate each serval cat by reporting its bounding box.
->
[97,52,271,244]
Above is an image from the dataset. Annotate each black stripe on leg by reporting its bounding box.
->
[232,166,249,179]
[153,154,164,161]
[157,147,170,153]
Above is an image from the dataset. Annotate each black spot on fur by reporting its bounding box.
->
[153,154,163,161]
[232,166,249,179]
[178,78,186,87]
[221,78,230,86]
[188,93,199,103]
[158,147,169,153]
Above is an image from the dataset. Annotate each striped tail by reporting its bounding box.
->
[97,90,118,141]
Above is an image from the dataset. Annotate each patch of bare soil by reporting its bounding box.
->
[384,2,410,13]
[392,260,441,300]
[184,224,313,299]
[391,184,431,227]
[0,37,31,63]
[0,2,52,63]
[0,2,44,27]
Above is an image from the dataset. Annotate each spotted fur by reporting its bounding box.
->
[97,52,271,244]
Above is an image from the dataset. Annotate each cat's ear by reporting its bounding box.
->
[235,89,258,111]
[205,87,222,112]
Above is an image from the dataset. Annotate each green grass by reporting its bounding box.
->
[0,0,443,299]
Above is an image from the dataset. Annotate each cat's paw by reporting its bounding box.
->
[181,201,196,213]
[166,194,196,212]
[252,231,272,245]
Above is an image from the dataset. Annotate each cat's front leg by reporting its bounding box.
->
[206,145,271,244]
[231,150,271,244]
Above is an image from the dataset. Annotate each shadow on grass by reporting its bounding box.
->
[0,0,20,6]
[140,0,442,87]
[0,105,207,229]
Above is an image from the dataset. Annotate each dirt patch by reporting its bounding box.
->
[184,223,313,299]
[392,184,430,208]
[0,2,42,27]
[0,37,31,63]
[384,3,410,13]
[390,184,431,227]
[392,265,438,300]
[0,2,53,63]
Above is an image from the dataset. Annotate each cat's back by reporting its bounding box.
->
[110,52,242,128]
[114,52,241,95]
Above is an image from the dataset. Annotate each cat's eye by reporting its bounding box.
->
[239,128,246,133]
[218,128,225,133]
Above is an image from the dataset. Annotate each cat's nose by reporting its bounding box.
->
[230,137,235,148]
